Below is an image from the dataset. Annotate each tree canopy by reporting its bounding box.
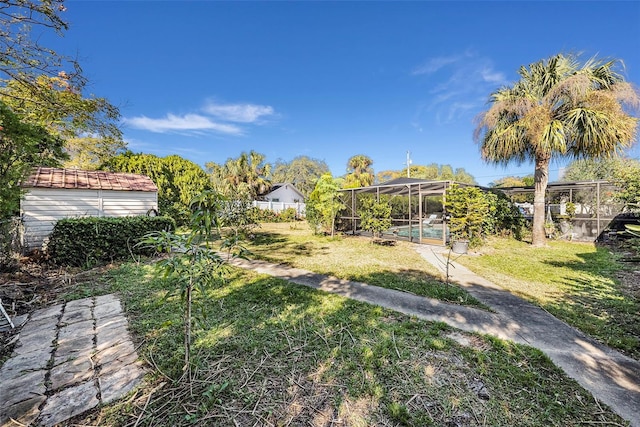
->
[103,152,212,225]
[0,0,78,86]
[489,175,535,188]
[1,75,124,169]
[563,157,640,209]
[0,102,66,218]
[0,1,124,169]
[344,154,374,188]
[377,163,477,184]
[206,151,271,200]
[306,173,344,236]
[475,53,639,246]
[270,155,329,198]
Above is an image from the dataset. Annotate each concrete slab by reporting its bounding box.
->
[57,319,94,346]
[0,347,51,377]
[0,293,145,427]
[38,380,99,427]
[64,298,94,312]
[0,369,47,407]
[50,357,94,390]
[99,361,145,404]
[28,304,63,322]
[93,300,123,318]
[95,340,137,367]
[60,307,92,325]
[0,395,46,427]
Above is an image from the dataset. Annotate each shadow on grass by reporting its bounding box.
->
[249,231,331,261]
[542,247,640,358]
[246,231,481,307]
[67,261,629,426]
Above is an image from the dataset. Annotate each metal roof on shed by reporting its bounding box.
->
[23,167,158,192]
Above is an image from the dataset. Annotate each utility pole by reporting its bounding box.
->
[406,151,412,178]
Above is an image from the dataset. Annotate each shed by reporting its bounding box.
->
[20,167,158,250]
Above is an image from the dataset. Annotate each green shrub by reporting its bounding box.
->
[279,207,299,222]
[249,207,301,223]
[48,216,175,266]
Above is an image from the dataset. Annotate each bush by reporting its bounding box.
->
[48,216,175,266]
[248,207,301,223]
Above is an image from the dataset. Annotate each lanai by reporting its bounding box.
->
[338,177,476,245]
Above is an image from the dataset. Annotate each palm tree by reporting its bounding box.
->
[344,154,374,188]
[206,150,271,199]
[475,54,639,246]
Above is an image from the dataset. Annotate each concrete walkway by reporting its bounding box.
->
[0,294,145,427]
[228,249,640,427]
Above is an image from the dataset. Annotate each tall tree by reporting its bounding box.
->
[103,152,212,225]
[1,73,123,169]
[562,157,637,181]
[344,154,374,188]
[270,155,329,198]
[0,0,81,87]
[0,102,66,218]
[207,151,271,199]
[475,53,639,246]
[0,2,123,169]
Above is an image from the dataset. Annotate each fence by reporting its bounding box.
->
[252,201,306,216]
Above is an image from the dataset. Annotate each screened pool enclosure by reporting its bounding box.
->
[338,178,475,245]
[338,178,630,245]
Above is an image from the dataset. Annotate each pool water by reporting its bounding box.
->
[389,225,447,240]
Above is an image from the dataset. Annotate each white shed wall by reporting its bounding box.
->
[21,188,158,250]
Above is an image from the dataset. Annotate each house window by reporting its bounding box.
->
[272,198,280,202]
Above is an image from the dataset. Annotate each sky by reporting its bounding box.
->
[46,1,640,186]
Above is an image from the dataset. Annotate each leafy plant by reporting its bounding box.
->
[445,185,490,247]
[624,223,640,237]
[139,190,250,379]
[306,173,344,236]
[48,216,175,266]
[360,198,392,241]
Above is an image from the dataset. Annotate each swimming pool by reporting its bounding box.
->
[388,225,447,240]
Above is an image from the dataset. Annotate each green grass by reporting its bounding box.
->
[245,222,480,306]
[457,237,640,359]
[65,261,627,426]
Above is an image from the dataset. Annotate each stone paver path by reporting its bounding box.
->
[0,294,145,427]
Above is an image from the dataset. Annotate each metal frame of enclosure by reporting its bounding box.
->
[339,178,630,244]
[337,178,475,246]
[497,180,627,241]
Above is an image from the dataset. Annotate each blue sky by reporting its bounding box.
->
[50,1,640,186]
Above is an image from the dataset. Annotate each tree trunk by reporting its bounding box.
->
[185,280,192,373]
[532,156,550,247]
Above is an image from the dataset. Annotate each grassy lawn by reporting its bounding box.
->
[66,261,626,426]
[456,237,640,359]
[245,222,480,307]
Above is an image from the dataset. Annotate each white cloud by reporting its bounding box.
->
[203,101,275,123]
[124,113,243,135]
[411,51,508,124]
[411,53,468,75]
[123,100,277,136]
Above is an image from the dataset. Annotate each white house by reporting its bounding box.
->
[20,167,158,250]
[253,183,306,215]
[262,183,305,203]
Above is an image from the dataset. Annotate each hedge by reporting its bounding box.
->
[47,216,175,266]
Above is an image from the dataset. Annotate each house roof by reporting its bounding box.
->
[23,167,158,192]
[263,183,305,198]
